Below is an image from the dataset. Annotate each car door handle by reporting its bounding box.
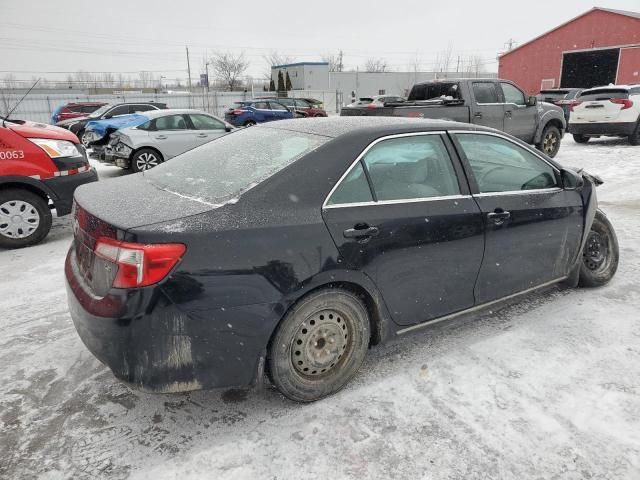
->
[504,110,513,118]
[487,210,511,225]
[343,225,379,238]
[196,133,208,138]
[155,135,168,140]
[474,112,483,119]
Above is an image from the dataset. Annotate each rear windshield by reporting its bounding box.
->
[144,127,329,205]
[539,90,571,101]
[408,82,461,101]
[578,88,629,101]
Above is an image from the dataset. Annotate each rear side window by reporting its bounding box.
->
[457,133,558,193]
[132,104,157,113]
[154,115,188,130]
[472,82,499,104]
[326,163,373,206]
[408,82,460,101]
[254,102,269,109]
[269,102,288,111]
[145,127,329,204]
[189,114,225,130]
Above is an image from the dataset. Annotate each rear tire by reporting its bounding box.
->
[629,121,640,146]
[579,210,619,287]
[573,134,590,144]
[130,148,164,173]
[244,120,257,127]
[268,288,370,402]
[536,125,561,157]
[0,189,52,249]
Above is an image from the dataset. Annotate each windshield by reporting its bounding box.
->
[89,104,111,118]
[145,126,329,205]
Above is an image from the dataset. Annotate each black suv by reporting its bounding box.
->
[56,102,168,143]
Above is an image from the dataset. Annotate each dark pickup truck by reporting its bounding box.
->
[341,79,566,157]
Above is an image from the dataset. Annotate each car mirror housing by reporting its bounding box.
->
[527,96,538,107]
[561,168,584,190]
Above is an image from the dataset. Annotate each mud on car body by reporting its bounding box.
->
[0,117,97,248]
[65,117,618,402]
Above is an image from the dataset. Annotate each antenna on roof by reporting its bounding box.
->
[2,78,40,128]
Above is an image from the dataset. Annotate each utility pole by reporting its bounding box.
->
[456,55,461,73]
[505,38,517,51]
[186,46,192,107]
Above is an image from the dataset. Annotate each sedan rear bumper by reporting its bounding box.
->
[65,247,273,392]
[568,121,636,136]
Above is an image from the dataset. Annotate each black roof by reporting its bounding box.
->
[259,116,479,138]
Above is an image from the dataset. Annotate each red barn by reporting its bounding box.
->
[499,7,640,94]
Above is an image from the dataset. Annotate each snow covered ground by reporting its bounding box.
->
[1,137,639,480]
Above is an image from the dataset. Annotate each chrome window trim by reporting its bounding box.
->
[322,131,461,209]
[473,187,563,197]
[324,194,473,210]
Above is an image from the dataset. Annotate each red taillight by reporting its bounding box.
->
[367,103,379,109]
[610,98,634,110]
[94,237,186,288]
[232,109,246,115]
[570,101,582,112]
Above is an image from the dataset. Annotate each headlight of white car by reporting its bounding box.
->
[28,138,83,158]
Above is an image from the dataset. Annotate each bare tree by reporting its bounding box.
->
[322,50,344,72]
[210,51,249,91]
[364,57,389,72]
[0,74,18,115]
[434,42,454,75]
[101,72,115,88]
[138,71,154,88]
[464,55,486,76]
[263,50,295,81]
[74,70,96,89]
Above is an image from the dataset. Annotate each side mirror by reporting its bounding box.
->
[561,168,584,190]
[225,126,233,132]
[527,96,538,107]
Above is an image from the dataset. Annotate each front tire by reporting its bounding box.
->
[130,148,164,173]
[244,120,257,127]
[268,288,370,402]
[0,189,52,249]
[573,134,590,144]
[579,210,619,287]
[536,125,561,157]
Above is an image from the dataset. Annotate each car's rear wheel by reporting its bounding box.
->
[0,189,52,249]
[579,210,619,287]
[573,134,590,144]
[268,288,370,402]
[536,125,561,157]
[131,148,164,173]
[629,121,640,146]
[244,120,257,127]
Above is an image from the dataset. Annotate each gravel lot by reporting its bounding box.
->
[1,137,639,480]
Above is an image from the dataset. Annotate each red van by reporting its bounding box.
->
[0,117,98,248]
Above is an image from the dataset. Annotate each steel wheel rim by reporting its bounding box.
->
[0,200,40,239]
[136,152,159,171]
[543,132,558,154]
[81,132,92,147]
[291,308,351,377]
[583,231,611,273]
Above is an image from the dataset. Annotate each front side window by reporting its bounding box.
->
[253,102,269,110]
[154,115,188,130]
[501,83,526,106]
[472,82,499,104]
[189,114,225,130]
[106,105,129,118]
[269,102,288,111]
[456,133,558,193]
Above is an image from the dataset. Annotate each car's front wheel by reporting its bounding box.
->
[131,148,164,173]
[268,288,371,402]
[0,189,52,249]
[573,134,590,144]
[536,125,562,157]
[579,210,619,287]
[244,120,257,127]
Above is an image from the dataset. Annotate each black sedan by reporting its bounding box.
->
[65,117,619,402]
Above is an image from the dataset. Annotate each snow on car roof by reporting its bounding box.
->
[139,109,213,119]
[258,117,468,138]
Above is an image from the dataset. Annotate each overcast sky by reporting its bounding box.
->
[1,0,639,85]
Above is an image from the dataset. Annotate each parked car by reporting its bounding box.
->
[94,109,234,172]
[50,102,107,124]
[537,88,583,122]
[224,100,294,127]
[259,97,328,117]
[56,102,167,146]
[0,116,97,248]
[66,117,617,402]
[341,79,566,157]
[346,95,406,108]
[568,85,640,145]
